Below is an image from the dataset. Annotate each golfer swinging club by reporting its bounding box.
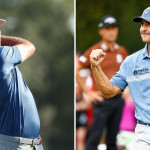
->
[90,7,150,149]
[0,20,44,149]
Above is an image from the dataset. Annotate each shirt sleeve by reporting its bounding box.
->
[110,58,128,91]
[0,46,22,73]
[121,46,129,60]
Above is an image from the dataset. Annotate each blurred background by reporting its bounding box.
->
[77,0,149,54]
[0,0,74,150]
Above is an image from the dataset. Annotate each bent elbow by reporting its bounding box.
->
[103,94,114,99]
[31,44,35,54]
[26,40,35,54]
[102,90,116,99]
[29,44,35,56]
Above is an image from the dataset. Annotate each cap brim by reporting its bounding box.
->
[98,23,118,28]
[0,19,6,27]
[133,16,150,23]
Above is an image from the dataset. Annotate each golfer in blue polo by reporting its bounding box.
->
[90,7,150,149]
[0,20,43,149]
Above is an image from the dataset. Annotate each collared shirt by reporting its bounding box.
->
[0,46,40,138]
[110,44,150,124]
[79,40,128,90]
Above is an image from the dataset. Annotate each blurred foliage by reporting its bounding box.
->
[77,0,150,54]
[0,0,74,150]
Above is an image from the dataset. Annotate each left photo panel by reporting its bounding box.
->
[0,0,74,150]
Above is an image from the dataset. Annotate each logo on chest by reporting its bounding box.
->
[133,68,149,75]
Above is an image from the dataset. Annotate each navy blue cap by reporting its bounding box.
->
[133,7,150,23]
[98,15,118,28]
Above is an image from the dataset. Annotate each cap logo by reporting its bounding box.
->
[98,23,103,28]
[144,7,150,14]
[104,17,116,24]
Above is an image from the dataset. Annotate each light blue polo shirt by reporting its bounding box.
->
[0,46,40,138]
[110,43,150,124]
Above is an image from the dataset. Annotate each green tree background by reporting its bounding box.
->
[77,0,150,54]
[0,0,74,150]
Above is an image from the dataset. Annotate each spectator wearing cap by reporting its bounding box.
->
[76,15,129,150]
[89,7,150,150]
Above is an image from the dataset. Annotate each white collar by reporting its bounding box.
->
[100,42,119,51]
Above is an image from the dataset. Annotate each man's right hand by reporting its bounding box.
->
[86,90,104,103]
[90,49,106,67]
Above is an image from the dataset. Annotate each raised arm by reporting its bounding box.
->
[1,35,35,62]
[90,49,122,98]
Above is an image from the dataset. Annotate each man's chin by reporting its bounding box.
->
[142,38,150,43]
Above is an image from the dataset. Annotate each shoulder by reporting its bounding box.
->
[0,46,11,55]
[85,41,101,52]
[0,46,21,61]
[118,45,128,54]
[1,46,19,51]
[118,48,144,75]
[79,41,101,68]
[118,45,127,51]
[0,46,20,55]
[127,48,143,60]
[122,48,143,66]
[82,41,101,58]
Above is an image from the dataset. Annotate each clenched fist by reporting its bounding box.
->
[90,49,106,67]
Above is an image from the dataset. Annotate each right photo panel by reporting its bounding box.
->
[76,1,150,150]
